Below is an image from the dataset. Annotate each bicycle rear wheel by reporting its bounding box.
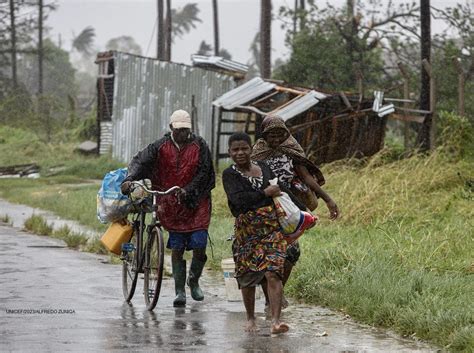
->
[122,227,139,302]
[143,226,165,311]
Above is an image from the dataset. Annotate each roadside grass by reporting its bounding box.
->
[22,215,112,257]
[0,179,109,233]
[51,225,88,249]
[83,236,110,255]
[0,213,12,225]
[290,224,473,351]
[1,124,473,350]
[0,125,123,179]
[24,214,53,235]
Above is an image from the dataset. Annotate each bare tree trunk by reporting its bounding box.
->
[293,0,298,34]
[165,0,172,61]
[346,0,356,62]
[417,0,432,151]
[347,0,354,18]
[260,0,272,78]
[452,57,465,117]
[38,0,50,142]
[38,0,44,95]
[8,0,17,88]
[212,0,220,56]
[157,0,165,60]
[299,0,305,31]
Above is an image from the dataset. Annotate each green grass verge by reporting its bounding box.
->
[0,213,12,225]
[0,125,124,179]
[1,125,473,351]
[24,214,53,235]
[23,215,111,256]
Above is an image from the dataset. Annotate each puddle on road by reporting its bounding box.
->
[0,220,437,352]
[96,292,435,353]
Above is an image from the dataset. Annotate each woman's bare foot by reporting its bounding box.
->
[245,319,259,332]
[271,322,289,334]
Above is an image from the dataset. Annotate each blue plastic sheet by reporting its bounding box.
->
[97,168,131,224]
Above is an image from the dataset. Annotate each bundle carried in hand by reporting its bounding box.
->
[270,178,318,244]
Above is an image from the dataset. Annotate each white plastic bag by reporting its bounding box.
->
[270,178,301,234]
[270,178,318,243]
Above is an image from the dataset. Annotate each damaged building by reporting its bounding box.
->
[212,77,397,168]
[96,52,423,168]
[95,51,246,162]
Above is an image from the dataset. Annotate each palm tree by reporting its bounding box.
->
[196,40,213,55]
[195,40,232,59]
[171,3,202,39]
[164,2,202,61]
[71,26,95,56]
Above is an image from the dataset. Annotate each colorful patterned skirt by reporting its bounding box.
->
[232,205,287,286]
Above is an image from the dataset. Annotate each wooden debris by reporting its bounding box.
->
[0,163,40,178]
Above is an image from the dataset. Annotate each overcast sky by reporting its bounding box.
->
[47,0,467,66]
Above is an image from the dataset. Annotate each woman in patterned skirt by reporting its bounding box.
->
[222,132,304,334]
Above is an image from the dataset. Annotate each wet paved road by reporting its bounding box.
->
[0,224,437,352]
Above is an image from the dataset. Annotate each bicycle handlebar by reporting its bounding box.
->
[130,181,181,196]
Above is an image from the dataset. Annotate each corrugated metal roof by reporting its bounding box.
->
[271,90,327,121]
[109,52,236,162]
[372,90,395,117]
[212,77,276,110]
[191,54,249,74]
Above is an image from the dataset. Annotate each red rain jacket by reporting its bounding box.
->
[125,133,215,232]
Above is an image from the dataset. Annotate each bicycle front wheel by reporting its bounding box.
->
[122,227,139,302]
[143,226,165,311]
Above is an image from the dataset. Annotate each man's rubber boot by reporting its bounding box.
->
[172,259,186,307]
[187,256,206,301]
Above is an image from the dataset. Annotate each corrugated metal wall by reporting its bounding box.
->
[110,52,236,162]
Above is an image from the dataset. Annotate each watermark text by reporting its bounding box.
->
[5,308,76,315]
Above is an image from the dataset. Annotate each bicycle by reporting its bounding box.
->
[121,180,180,311]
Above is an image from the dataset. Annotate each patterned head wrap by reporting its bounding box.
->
[251,115,325,185]
[261,115,290,135]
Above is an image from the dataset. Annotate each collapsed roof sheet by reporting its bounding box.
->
[212,77,276,110]
[191,55,249,75]
[272,90,328,121]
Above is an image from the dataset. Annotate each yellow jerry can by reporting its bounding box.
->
[100,221,133,255]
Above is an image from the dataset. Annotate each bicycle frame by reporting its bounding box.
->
[121,181,180,309]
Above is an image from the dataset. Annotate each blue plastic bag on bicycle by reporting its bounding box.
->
[97,168,132,224]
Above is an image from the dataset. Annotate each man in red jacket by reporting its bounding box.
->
[121,109,215,307]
